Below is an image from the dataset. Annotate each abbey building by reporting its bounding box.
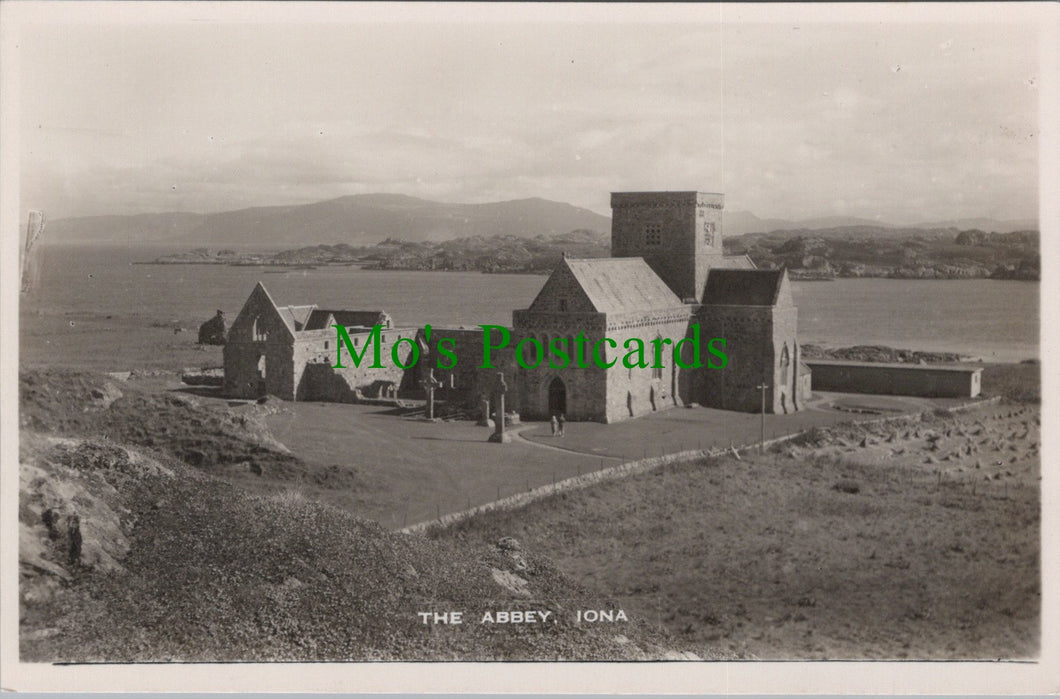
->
[223,190,811,422]
[510,191,809,422]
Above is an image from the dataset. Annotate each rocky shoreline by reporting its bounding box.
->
[145,225,1040,281]
[800,344,969,364]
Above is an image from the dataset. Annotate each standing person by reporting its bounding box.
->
[557,413,566,437]
[550,414,558,437]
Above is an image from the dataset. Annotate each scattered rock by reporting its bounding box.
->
[833,479,860,494]
[89,382,122,410]
[497,536,521,552]
[490,567,531,597]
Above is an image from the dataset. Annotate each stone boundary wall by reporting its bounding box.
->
[399,396,1001,537]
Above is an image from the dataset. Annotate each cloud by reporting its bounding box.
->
[16,18,1040,224]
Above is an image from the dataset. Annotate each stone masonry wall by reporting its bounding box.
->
[695,304,804,414]
[418,327,490,410]
[695,305,775,412]
[224,286,298,400]
[602,307,694,422]
[511,311,608,421]
[769,306,801,414]
[294,327,417,402]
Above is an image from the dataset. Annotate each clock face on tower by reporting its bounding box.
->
[703,221,716,247]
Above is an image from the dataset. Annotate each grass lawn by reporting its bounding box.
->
[265,392,995,529]
[266,403,609,529]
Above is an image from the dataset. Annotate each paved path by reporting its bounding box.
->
[517,393,973,461]
[509,423,624,460]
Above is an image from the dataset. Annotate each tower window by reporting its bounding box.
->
[559,298,568,311]
[645,224,662,246]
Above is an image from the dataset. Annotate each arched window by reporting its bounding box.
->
[780,343,791,384]
[252,315,267,342]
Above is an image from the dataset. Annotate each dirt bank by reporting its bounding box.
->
[19,431,693,661]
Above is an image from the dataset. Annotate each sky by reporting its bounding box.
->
[9,4,1046,224]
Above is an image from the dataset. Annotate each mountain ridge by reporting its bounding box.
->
[41,193,1038,245]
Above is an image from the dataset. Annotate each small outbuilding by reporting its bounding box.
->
[804,359,982,398]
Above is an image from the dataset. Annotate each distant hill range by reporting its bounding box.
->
[45,194,610,247]
[43,193,1036,246]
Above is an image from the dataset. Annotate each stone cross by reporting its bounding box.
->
[488,372,511,443]
[421,369,444,420]
[477,395,493,427]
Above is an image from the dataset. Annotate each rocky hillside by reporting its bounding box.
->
[19,369,693,661]
[151,228,611,274]
[726,228,1039,280]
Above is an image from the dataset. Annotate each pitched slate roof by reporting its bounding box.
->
[563,257,684,314]
[304,309,389,330]
[701,268,786,306]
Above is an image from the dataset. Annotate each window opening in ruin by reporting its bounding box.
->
[252,315,267,342]
[256,354,267,397]
[559,298,568,311]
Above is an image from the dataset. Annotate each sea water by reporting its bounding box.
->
[22,244,1039,362]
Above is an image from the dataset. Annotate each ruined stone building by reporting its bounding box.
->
[223,190,810,422]
[223,282,415,401]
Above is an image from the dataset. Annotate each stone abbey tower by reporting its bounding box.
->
[610,191,729,303]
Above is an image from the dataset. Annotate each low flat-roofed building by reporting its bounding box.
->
[804,359,982,398]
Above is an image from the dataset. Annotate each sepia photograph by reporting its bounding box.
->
[1,1,1056,693]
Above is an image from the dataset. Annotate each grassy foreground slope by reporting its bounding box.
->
[19,370,690,661]
[435,404,1040,660]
